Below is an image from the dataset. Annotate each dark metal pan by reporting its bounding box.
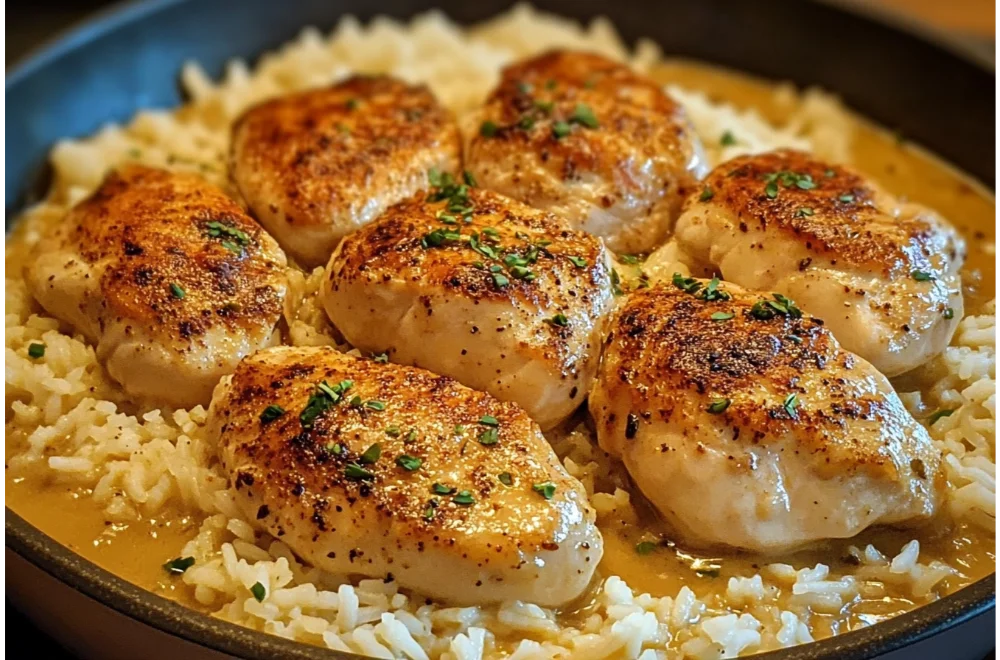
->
[5,1,995,658]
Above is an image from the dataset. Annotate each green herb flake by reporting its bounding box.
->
[518,116,536,131]
[911,270,934,282]
[349,395,363,408]
[259,405,285,424]
[205,221,250,246]
[479,415,499,427]
[795,207,815,218]
[699,186,714,202]
[546,313,569,327]
[326,442,344,455]
[672,272,702,295]
[545,79,557,90]
[480,121,499,138]
[492,272,510,288]
[366,400,386,411]
[453,490,475,506]
[463,170,477,187]
[344,463,375,481]
[432,483,456,496]
[706,398,731,414]
[839,193,856,203]
[163,556,196,574]
[552,121,572,139]
[27,342,46,359]
[943,307,955,320]
[567,255,587,268]
[927,409,955,425]
[169,282,186,299]
[570,103,599,129]
[498,472,514,487]
[611,269,623,296]
[532,481,557,500]
[396,455,422,471]
[359,443,382,464]
[345,98,359,110]
[783,393,799,417]
[250,582,266,602]
[719,130,737,146]
[711,311,734,322]
[423,500,437,521]
[619,254,640,265]
[635,541,658,555]
[478,427,499,446]
[764,180,779,199]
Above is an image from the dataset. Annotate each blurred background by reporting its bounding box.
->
[5,0,996,65]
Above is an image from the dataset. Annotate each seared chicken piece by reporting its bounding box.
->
[208,346,602,606]
[663,149,964,376]
[464,50,706,254]
[321,176,615,430]
[230,75,462,267]
[589,278,942,553]
[25,165,287,408]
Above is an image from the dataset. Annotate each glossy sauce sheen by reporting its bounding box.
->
[6,61,996,633]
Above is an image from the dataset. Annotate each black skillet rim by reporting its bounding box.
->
[5,0,996,658]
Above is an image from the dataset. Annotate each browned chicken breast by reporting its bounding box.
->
[589,278,943,553]
[230,75,462,267]
[659,149,964,376]
[24,165,287,408]
[464,50,706,254]
[208,346,602,606]
[321,174,615,430]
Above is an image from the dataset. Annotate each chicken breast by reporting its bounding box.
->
[24,165,287,408]
[589,278,943,553]
[231,75,462,267]
[661,149,965,376]
[464,50,706,254]
[321,175,615,430]
[208,346,602,606]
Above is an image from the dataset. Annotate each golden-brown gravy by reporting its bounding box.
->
[6,60,996,632]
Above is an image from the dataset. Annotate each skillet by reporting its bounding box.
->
[5,0,995,658]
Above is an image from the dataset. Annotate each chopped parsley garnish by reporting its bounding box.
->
[545,79,557,90]
[783,393,799,417]
[423,501,437,521]
[763,171,816,199]
[672,272,702,295]
[358,443,382,464]
[706,398,731,414]
[478,428,499,446]
[463,170,477,187]
[570,103,599,129]
[300,380,353,428]
[765,180,779,199]
[532,481,557,500]
[635,541,657,555]
[534,100,554,114]
[163,556,195,574]
[421,228,462,248]
[943,307,955,319]
[552,121,572,138]
[567,255,587,268]
[711,311,734,322]
[479,415,499,426]
[700,277,730,301]
[785,334,804,344]
[611,269,623,296]
[326,442,344,455]
[395,455,422,471]
[205,221,250,248]
[405,429,417,443]
[795,207,815,218]
[492,272,510,288]
[453,490,475,506]
[336,122,351,135]
[752,293,802,320]
[259,405,285,424]
[250,582,266,602]
[344,463,375,481]
[839,193,856,203]
[518,116,536,130]
[350,395,363,408]
[498,472,514,486]
[432,483,456,495]
[699,187,714,202]
[345,98,359,110]
[546,313,569,327]
[169,282,186,299]
[824,169,836,178]
[751,301,776,320]
[480,120,499,137]
[719,130,737,146]
[619,254,640,265]
[516,81,533,94]
[911,270,934,282]
[927,409,955,425]
[27,342,45,359]
[454,424,465,434]
[385,426,401,437]
[366,400,386,411]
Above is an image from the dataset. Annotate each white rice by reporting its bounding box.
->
[5,4,994,659]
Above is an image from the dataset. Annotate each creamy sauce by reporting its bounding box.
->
[6,60,996,634]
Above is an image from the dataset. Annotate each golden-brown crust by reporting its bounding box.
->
[330,187,610,310]
[62,165,285,341]
[598,280,925,477]
[231,75,461,230]
[693,149,958,276]
[466,50,701,230]
[214,348,586,554]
